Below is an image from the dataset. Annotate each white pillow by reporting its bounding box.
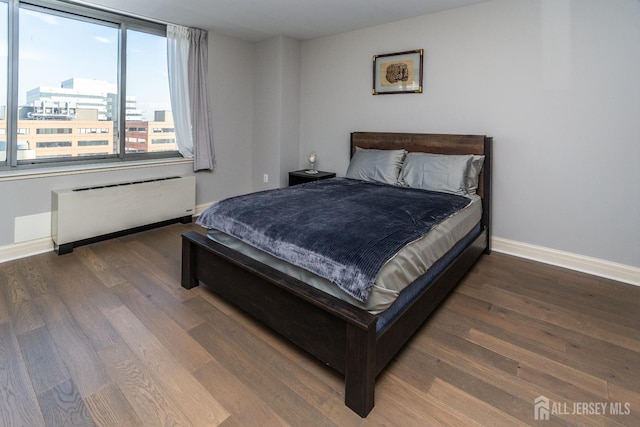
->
[345,148,406,184]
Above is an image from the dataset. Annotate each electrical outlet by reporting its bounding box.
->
[263,174,269,183]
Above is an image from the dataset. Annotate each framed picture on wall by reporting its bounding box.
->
[372,49,423,95]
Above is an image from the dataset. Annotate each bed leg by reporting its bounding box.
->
[181,234,198,289]
[344,323,376,417]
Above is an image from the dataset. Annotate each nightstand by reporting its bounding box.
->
[288,170,336,186]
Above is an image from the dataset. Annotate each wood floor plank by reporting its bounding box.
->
[216,416,248,427]
[428,377,528,426]
[45,274,121,352]
[184,294,348,412]
[17,326,69,396]
[194,359,290,427]
[488,268,639,330]
[1,261,45,335]
[372,373,456,426]
[98,341,196,427]
[55,252,125,314]
[110,280,211,373]
[191,282,343,395]
[458,281,640,352]
[0,272,11,325]
[37,378,96,426]
[607,384,640,426]
[486,253,639,304]
[422,320,520,377]
[35,293,112,398]
[120,239,190,301]
[75,246,128,288]
[385,375,485,427]
[0,322,46,427]
[467,328,610,399]
[82,239,132,270]
[392,344,535,425]
[415,333,595,426]
[444,291,569,351]
[136,224,190,261]
[187,290,347,395]
[17,256,51,297]
[83,383,143,427]
[434,303,640,393]
[517,363,625,415]
[188,320,338,426]
[116,263,205,330]
[103,304,229,426]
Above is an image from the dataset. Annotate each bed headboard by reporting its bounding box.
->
[350,131,492,250]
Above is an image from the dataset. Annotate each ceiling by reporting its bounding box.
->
[84,0,489,42]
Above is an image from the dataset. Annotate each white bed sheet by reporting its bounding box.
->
[206,194,481,314]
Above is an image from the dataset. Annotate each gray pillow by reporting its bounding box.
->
[466,155,485,195]
[399,152,472,195]
[345,148,406,184]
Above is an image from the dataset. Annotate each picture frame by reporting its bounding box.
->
[372,49,423,95]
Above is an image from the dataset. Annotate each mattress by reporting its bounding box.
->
[206,193,482,314]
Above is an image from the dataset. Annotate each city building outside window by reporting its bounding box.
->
[0,0,178,168]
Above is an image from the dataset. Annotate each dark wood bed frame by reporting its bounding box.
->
[181,132,492,417]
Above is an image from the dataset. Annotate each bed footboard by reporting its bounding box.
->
[181,230,378,417]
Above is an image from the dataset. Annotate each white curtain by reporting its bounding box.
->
[188,27,215,171]
[167,24,215,171]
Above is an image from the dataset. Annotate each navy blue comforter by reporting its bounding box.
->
[197,178,470,303]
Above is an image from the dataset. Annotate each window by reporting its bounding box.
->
[126,29,174,154]
[0,0,177,170]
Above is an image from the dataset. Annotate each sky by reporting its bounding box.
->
[1,4,172,120]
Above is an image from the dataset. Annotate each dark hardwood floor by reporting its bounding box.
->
[0,223,638,426]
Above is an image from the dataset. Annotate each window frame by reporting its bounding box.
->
[1,0,179,172]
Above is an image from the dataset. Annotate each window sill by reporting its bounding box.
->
[0,157,193,182]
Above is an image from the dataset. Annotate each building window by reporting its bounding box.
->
[78,128,109,134]
[36,128,72,135]
[152,127,175,133]
[151,138,175,144]
[36,141,72,148]
[0,0,177,169]
[78,140,109,146]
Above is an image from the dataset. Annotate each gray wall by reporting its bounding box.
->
[252,36,300,190]
[298,0,640,268]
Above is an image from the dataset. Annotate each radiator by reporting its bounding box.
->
[52,176,195,254]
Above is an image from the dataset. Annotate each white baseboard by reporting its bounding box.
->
[492,237,640,287]
[0,237,54,264]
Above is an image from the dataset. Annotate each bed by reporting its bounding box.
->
[181,131,492,417]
